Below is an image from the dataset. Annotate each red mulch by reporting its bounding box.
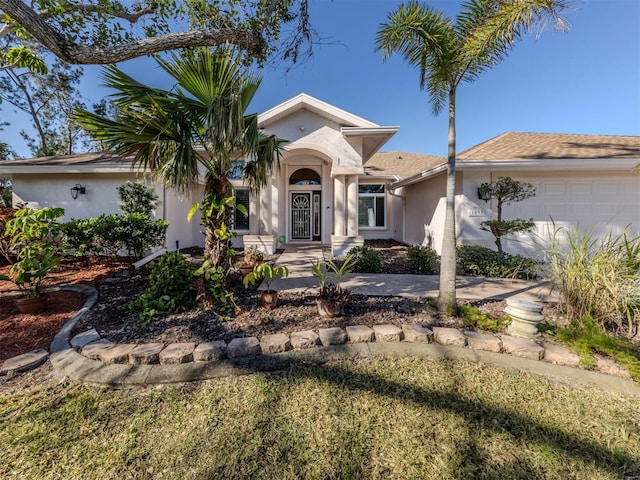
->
[0,257,130,366]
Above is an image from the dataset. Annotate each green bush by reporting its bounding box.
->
[459,304,511,333]
[407,245,439,274]
[543,225,640,335]
[457,245,539,280]
[347,246,382,273]
[63,214,168,259]
[127,252,197,324]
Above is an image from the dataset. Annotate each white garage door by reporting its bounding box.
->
[501,175,640,254]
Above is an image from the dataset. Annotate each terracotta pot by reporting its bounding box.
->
[15,294,48,314]
[316,299,345,318]
[239,265,254,276]
[260,290,278,310]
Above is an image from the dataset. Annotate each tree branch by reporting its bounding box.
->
[0,0,265,64]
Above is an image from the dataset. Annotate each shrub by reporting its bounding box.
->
[63,214,168,259]
[543,225,640,335]
[347,246,382,273]
[127,252,197,324]
[457,245,539,280]
[0,206,17,264]
[117,181,158,217]
[407,245,439,274]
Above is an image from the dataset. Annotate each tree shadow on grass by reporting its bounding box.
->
[192,358,638,478]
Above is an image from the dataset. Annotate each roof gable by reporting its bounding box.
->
[364,151,445,178]
[258,93,379,129]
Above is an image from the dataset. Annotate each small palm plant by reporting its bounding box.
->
[243,263,289,310]
[312,254,355,317]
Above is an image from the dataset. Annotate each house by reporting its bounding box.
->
[1,94,638,257]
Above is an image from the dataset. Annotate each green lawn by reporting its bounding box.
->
[1,357,639,479]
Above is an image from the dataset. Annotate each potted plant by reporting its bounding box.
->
[243,262,289,309]
[0,207,64,314]
[312,254,355,318]
[0,245,60,313]
[238,246,265,276]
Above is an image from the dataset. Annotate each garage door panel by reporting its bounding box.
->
[500,176,639,253]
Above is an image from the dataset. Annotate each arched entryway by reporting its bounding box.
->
[289,167,322,242]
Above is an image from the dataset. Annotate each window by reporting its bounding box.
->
[358,184,385,228]
[232,188,250,230]
[289,168,321,185]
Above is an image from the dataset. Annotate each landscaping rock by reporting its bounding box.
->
[432,327,467,347]
[542,342,580,367]
[501,335,544,360]
[70,329,101,348]
[346,325,375,343]
[194,341,227,361]
[373,324,403,342]
[465,331,503,353]
[129,343,164,365]
[290,330,320,350]
[100,343,137,364]
[159,343,195,364]
[81,339,114,360]
[227,337,261,358]
[402,325,433,343]
[260,333,291,354]
[318,327,347,346]
[0,349,49,377]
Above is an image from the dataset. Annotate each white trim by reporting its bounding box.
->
[258,93,379,129]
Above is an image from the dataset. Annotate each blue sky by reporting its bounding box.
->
[2,0,639,157]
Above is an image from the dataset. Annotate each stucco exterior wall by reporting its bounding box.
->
[402,174,447,247]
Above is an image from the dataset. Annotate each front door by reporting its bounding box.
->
[290,192,321,241]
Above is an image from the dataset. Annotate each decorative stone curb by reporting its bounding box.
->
[4,283,640,399]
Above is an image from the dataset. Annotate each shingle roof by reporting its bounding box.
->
[0,153,130,167]
[364,151,445,179]
[458,132,640,160]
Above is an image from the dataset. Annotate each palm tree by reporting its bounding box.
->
[376,0,571,314]
[76,48,285,278]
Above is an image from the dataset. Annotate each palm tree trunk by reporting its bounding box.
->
[202,178,234,274]
[437,87,457,314]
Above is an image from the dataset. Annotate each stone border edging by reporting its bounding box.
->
[49,284,99,353]
[44,284,640,398]
[50,342,640,398]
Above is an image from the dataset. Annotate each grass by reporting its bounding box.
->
[1,357,639,479]
[550,316,640,383]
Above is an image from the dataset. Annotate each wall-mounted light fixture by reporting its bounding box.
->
[70,184,86,200]
[477,183,492,202]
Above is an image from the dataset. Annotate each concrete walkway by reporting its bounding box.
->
[267,245,555,302]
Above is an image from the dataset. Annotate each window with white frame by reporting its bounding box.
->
[232,188,250,231]
[358,184,385,228]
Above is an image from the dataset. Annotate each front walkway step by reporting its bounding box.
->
[0,349,49,377]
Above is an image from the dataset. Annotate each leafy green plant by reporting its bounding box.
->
[407,245,439,274]
[242,263,289,291]
[556,316,640,383]
[312,254,355,316]
[542,224,640,335]
[312,254,355,289]
[347,246,382,273]
[117,181,158,217]
[127,252,197,323]
[459,304,511,333]
[457,245,539,280]
[0,207,65,297]
[241,246,264,268]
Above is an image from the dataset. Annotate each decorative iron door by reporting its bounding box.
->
[291,192,312,240]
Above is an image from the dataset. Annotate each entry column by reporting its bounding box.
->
[346,175,358,236]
